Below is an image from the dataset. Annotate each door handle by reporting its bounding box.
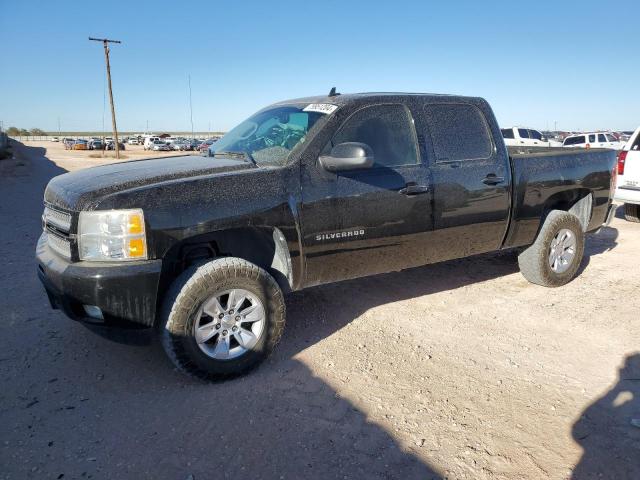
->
[482,174,505,185]
[399,183,430,196]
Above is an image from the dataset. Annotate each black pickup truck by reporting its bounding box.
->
[37,92,617,380]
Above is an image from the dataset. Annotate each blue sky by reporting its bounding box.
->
[1,0,638,133]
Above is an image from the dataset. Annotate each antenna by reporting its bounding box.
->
[328,87,339,97]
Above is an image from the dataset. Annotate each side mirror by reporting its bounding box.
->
[319,142,374,172]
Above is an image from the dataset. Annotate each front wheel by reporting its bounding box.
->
[624,203,640,223]
[160,257,286,381]
[518,210,585,287]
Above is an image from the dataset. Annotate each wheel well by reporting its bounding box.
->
[156,227,293,322]
[542,190,593,232]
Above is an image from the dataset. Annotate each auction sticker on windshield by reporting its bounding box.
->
[303,103,338,115]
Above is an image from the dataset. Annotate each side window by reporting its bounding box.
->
[331,104,418,167]
[588,134,596,143]
[529,130,543,140]
[501,128,514,139]
[564,136,584,146]
[423,103,493,162]
[518,128,529,139]
[598,134,607,142]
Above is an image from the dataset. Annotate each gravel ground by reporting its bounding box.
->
[1,141,638,480]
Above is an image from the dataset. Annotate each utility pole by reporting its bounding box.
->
[89,37,122,159]
[57,117,61,137]
[188,75,195,139]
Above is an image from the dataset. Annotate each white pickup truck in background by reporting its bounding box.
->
[614,126,640,222]
[563,132,625,150]
[501,127,562,147]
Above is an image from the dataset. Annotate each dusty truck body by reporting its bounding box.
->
[36,92,617,380]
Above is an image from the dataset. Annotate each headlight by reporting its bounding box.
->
[78,209,148,261]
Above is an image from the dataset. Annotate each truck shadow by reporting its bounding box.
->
[571,353,640,479]
[576,225,619,276]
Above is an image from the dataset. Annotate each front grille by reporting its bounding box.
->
[42,204,74,259]
[43,206,72,232]
[46,232,72,259]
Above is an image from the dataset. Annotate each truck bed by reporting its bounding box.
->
[503,148,616,248]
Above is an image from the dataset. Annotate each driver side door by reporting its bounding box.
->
[299,103,433,287]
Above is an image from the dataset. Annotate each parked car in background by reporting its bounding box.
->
[563,132,625,150]
[128,137,140,145]
[144,136,160,150]
[151,140,171,151]
[105,140,126,151]
[72,140,88,150]
[88,139,104,150]
[614,126,640,222]
[171,140,188,151]
[617,132,633,143]
[501,127,562,147]
[197,139,216,152]
[50,137,60,142]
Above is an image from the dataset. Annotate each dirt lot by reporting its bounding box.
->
[29,140,198,171]
[1,141,638,479]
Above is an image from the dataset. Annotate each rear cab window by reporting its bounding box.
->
[501,128,514,139]
[517,128,529,139]
[422,103,493,162]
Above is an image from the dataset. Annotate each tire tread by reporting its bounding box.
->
[518,210,585,287]
[160,257,285,381]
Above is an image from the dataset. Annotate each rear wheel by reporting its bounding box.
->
[518,210,585,287]
[624,203,640,223]
[160,257,285,381]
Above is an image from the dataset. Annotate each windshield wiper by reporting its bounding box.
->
[213,151,256,166]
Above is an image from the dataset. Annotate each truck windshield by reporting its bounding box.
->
[210,106,325,166]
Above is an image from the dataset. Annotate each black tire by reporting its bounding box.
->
[160,257,285,381]
[624,203,640,223]
[518,210,585,287]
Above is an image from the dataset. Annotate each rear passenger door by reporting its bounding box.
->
[416,103,511,261]
[517,128,530,145]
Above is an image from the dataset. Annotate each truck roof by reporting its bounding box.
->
[271,91,486,107]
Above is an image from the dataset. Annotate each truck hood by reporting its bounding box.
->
[44,155,254,211]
